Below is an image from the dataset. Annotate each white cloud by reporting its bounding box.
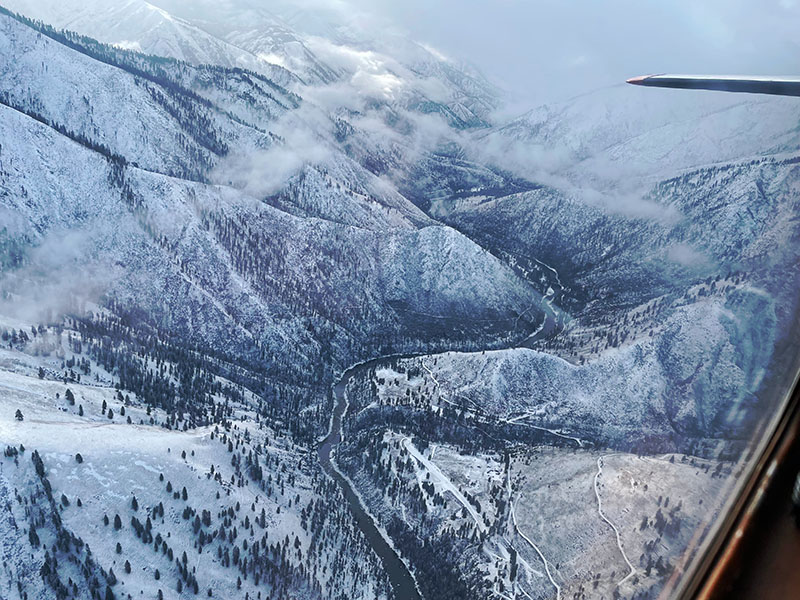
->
[257,52,288,70]
[417,42,450,63]
[350,69,404,99]
[666,243,712,268]
[113,40,143,51]
[0,224,121,323]
[305,37,409,101]
[212,111,333,198]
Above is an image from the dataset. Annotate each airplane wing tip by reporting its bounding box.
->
[626,75,650,85]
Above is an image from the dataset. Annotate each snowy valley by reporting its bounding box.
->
[0,2,799,600]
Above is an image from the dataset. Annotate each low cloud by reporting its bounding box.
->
[213,114,333,198]
[0,225,119,324]
[306,37,408,102]
[466,120,685,222]
[666,243,713,268]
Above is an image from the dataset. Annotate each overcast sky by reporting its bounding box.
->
[340,0,800,107]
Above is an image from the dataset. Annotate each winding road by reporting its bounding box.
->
[594,455,637,587]
[508,477,562,600]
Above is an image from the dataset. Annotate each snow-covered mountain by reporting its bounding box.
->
[1,0,302,85]
[480,83,800,188]
[0,8,543,365]
[1,2,799,600]
[2,0,500,128]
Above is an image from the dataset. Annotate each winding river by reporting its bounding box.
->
[317,361,423,600]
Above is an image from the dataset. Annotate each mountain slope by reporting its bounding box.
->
[0,324,392,600]
[1,0,302,86]
[0,97,542,375]
[481,84,800,188]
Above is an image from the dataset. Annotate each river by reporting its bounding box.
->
[317,361,423,600]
